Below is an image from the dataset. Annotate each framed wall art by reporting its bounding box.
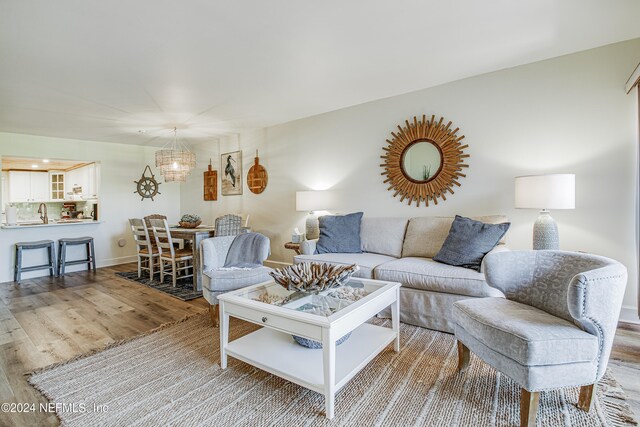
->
[221,150,243,195]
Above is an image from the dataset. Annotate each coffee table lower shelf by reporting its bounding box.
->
[225,323,395,394]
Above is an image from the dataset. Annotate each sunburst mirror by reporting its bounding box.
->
[381,115,469,207]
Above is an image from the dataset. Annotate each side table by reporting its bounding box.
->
[284,242,301,255]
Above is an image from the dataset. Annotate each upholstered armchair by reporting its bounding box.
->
[453,250,627,427]
[200,233,272,327]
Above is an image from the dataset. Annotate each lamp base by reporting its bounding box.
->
[533,210,559,250]
[305,213,320,240]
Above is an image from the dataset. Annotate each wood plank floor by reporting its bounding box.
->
[0,264,638,426]
[0,264,207,427]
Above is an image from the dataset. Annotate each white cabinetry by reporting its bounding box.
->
[8,171,29,202]
[30,172,49,201]
[49,171,65,201]
[1,172,8,208]
[9,171,49,202]
[66,163,97,199]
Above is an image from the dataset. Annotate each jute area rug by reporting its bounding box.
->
[29,314,637,427]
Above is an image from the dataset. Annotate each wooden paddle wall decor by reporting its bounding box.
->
[203,159,217,201]
[247,150,268,194]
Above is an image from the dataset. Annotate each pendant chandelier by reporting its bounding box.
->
[155,127,196,183]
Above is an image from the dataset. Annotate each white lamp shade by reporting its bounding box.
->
[515,174,575,210]
[296,190,333,212]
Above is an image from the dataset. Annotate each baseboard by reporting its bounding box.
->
[619,305,640,325]
[98,256,137,268]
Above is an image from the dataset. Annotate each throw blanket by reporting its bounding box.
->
[223,232,268,269]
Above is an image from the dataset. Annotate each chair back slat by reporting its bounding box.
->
[215,214,243,237]
[144,214,167,243]
[129,218,152,251]
[149,218,175,258]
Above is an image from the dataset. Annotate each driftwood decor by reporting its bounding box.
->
[247,150,268,194]
[134,165,161,201]
[381,115,469,207]
[270,262,359,293]
[203,159,217,201]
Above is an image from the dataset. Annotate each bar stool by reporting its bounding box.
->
[58,237,97,276]
[14,240,57,281]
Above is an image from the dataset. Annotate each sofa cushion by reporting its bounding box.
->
[294,252,397,279]
[202,266,273,293]
[433,216,510,272]
[316,212,363,254]
[453,298,598,366]
[373,257,502,297]
[402,215,508,258]
[360,217,409,258]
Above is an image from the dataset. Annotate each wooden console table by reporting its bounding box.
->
[284,242,301,255]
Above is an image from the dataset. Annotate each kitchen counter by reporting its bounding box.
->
[1,220,102,229]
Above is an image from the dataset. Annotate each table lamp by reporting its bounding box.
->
[295,191,333,240]
[515,174,575,250]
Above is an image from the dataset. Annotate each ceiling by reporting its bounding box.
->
[1,1,639,147]
[1,156,90,172]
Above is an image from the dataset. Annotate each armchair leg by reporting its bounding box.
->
[578,384,595,412]
[520,389,539,427]
[457,341,470,373]
[209,304,219,328]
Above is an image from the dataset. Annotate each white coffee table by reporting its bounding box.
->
[217,277,401,419]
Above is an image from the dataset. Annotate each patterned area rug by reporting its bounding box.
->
[29,314,637,427]
[115,271,202,301]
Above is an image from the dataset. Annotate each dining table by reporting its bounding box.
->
[169,225,215,292]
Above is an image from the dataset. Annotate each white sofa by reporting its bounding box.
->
[294,216,508,333]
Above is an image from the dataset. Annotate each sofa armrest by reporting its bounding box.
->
[300,239,318,255]
[480,244,509,273]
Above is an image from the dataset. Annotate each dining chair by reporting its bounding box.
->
[149,218,194,287]
[128,218,159,279]
[144,214,186,249]
[214,214,250,236]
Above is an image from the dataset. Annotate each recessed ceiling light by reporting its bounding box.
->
[31,164,38,168]
[42,159,50,163]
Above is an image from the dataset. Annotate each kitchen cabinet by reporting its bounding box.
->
[50,171,65,201]
[9,171,49,202]
[65,163,97,199]
[1,172,8,208]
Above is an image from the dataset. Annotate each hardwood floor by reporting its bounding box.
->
[0,264,207,427]
[0,264,638,426]
[609,323,640,417]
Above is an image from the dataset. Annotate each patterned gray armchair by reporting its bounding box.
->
[453,250,627,427]
[199,233,272,327]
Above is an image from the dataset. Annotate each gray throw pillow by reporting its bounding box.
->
[433,215,510,271]
[315,212,364,254]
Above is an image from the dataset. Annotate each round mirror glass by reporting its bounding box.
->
[401,140,442,182]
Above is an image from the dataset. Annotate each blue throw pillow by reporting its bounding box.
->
[433,215,510,272]
[315,212,364,254]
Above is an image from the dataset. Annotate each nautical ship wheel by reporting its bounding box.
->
[134,165,161,201]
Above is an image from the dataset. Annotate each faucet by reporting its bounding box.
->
[38,203,49,224]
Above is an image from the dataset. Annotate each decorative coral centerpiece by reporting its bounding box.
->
[270,262,359,293]
[179,213,202,229]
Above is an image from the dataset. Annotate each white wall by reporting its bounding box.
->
[181,39,640,322]
[0,132,181,281]
[178,136,245,223]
